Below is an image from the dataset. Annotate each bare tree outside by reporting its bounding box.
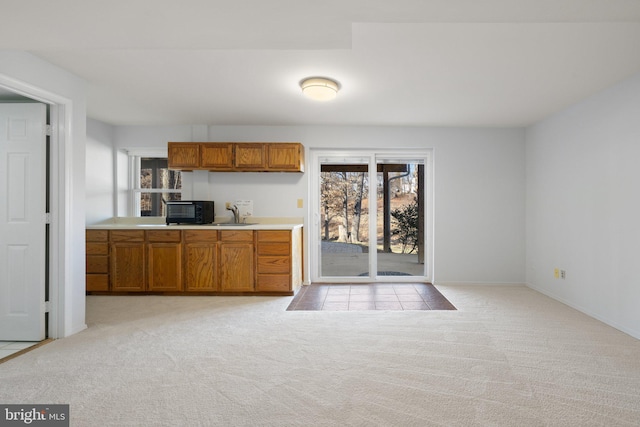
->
[320,170,368,244]
[321,165,420,254]
[139,158,182,216]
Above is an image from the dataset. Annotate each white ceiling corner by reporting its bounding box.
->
[1,0,640,127]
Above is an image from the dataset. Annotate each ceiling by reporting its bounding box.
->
[2,0,640,127]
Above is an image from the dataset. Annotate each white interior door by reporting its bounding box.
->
[0,103,47,341]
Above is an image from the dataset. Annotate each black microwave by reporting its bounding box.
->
[165,201,214,225]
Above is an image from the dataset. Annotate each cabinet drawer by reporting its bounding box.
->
[86,242,108,256]
[257,256,290,274]
[86,256,109,274]
[147,230,181,242]
[220,230,253,242]
[257,230,290,242]
[257,275,290,292]
[86,230,109,242]
[184,230,218,243]
[86,274,109,291]
[257,242,290,256]
[111,230,145,242]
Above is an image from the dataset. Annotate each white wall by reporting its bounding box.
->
[0,50,87,337]
[108,124,526,285]
[526,72,640,339]
[86,118,115,223]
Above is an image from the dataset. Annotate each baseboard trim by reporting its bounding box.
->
[526,283,640,340]
[434,281,526,287]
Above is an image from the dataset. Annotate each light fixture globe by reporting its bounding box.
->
[300,77,340,101]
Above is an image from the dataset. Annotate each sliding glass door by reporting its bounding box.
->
[318,156,370,278]
[311,150,433,283]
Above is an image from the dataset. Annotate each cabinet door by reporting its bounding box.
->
[201,143,234,171]
[184,230,219,292]
[184,243,218,291]
[267,143,304,172]
[148,243,182,291]
[220,243,254,291]
[111,242,145,291]
[234,143,266,170]
[168,142,200,170]
[219,232,254,292]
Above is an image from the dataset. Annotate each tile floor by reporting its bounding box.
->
[0,341,41,362]
[287,283,456,311]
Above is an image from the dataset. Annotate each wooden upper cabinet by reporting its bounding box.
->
[168,143,200,170]
[201,143,234,170]
[234,143,267,170]
[267,143,305,172]
[168,142,304,172]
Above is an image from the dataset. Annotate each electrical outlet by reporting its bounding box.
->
[297,198,303,208]
[560,269,566,279]
[554,268,559,279]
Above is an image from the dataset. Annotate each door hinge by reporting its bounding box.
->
[45,124,52,136]
[45,212,52,224]
[44,301,51,313]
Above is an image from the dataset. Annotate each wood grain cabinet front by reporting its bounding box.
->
[110,230,184,292]
[234,143,267,170]
[87,226,302,295]
[200,143,234,170]
[168,142,200,170]
[110,230,145,292]
[219,230,254,292]
[256,229,302,292]
[147,230,182,292]
[168,142,304,172]
[184,230,219,292]
[86,230,110,291]
[111,242,145,292]
[266,143,305,172]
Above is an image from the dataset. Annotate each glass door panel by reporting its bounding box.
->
[376,158,425,278]
[319,158,370,278]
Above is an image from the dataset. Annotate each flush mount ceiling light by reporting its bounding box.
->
[300,77,340,101]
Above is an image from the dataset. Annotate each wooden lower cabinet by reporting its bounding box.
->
[148,243,182,291]
[86,230,110,291]
[87,227,302,295]
[111,242,146,292]
[219,230,254,292]
[184,230,219,291]
[256,229,302,292]
[147,230,182,291]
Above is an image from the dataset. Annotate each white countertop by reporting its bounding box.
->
[86,217,303,231]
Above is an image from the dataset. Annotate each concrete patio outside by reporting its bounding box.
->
[321,241,426,278]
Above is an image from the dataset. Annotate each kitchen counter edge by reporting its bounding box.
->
[86,223,303,231]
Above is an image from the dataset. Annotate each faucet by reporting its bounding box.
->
[226,203,240,223]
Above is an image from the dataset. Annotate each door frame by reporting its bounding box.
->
[309,148,434,284]
[0,76,72,340]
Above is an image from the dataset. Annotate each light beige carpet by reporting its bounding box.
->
[1,285,639,426]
